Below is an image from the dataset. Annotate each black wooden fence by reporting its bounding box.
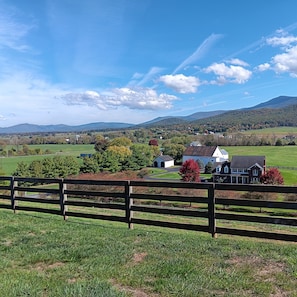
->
[0,176,296,242]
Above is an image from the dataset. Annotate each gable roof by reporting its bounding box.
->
[156,155,174,162]
[231,156,265,168]
[183,146,218,157]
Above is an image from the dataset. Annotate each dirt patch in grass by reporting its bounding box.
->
[2,239,13,246]
[111,279,160,297]
[31,261,65,272]
[132,252,147,264]
[227,256,289,296]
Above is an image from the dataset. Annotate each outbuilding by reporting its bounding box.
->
[153,155,174,168]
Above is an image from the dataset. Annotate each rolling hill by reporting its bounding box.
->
[0,95,296,134]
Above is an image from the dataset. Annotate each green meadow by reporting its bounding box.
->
[0,210,297,297]
[0,144,95,175]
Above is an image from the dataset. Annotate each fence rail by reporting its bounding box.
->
[0,176,297,242]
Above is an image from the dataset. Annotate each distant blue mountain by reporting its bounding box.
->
[0,122,134,134]
[1,95,296,134]
[245,95,297,109]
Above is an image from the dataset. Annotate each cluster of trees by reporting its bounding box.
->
[13,156,80,178]
[81,136,159,173]
[13,136,160,178]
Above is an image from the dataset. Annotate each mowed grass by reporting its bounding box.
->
[241,127,297,137]
[0,209,297,297]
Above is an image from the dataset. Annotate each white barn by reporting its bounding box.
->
[182,146,229,167]
[153,155,174,168]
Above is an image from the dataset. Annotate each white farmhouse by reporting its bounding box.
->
[182,146,229,167]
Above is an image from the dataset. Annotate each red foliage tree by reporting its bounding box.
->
[260,168,284,185]
[179,159,200,182]
[148,139,158,146]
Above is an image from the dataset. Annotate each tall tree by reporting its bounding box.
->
[179,159,200,182]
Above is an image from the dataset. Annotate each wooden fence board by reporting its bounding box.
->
[1,176,297,242]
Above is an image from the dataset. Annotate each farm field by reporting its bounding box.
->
[240,126,297,137]
[0,144,95,175]
[0,209,297,297]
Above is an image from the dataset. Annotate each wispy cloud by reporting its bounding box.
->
[0,5,34,52]
[173,33,223,74]
[130,67,163,87]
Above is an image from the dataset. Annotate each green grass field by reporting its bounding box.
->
[0,144,95,175]
[0,209,297,297]
[240,127,297,136]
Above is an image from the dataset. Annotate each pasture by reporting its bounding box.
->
[240,126,297,137]
[0,210,297,296]
[0,144,95,175]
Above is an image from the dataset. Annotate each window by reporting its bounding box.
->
[253,169,258,176]
[224,166,229,173]
[243,177,248,184]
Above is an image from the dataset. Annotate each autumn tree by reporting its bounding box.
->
[162,143,185,162]
[179,159,200,182]
[148,139,158,146]
[260,168,284,185]
[108,136,132,148]
[94,135,108,153]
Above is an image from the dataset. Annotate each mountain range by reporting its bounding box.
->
[1,95,297,134]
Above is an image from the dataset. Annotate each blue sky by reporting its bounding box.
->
[1,0,297,127]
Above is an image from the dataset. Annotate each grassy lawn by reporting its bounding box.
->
[0,209,297,296]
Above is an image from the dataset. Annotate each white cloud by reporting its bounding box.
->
[227,58,249,67]
[256,63,271,72]
[204,63,252,84]
[158,74,201,93]
[272,45,297,77]
[62,88,178,110]
[267,35,297,47]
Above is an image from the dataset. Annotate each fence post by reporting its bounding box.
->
[59,179,68,220]
[10,177,17,213]
[125,180,133,229]
[208,183,217,238]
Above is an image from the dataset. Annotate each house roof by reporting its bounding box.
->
[156,155,174,162]
[183,146,218,157]
[231,156,265,168]
[220,149,228,155]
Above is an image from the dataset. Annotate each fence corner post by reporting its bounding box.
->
[59,179,68,220]
[125,180,133,230]
[208,183,217,238]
